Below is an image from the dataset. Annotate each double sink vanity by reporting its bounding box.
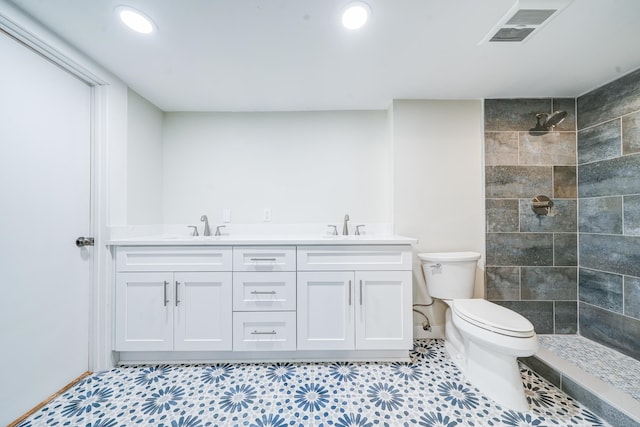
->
[109,230,416,364]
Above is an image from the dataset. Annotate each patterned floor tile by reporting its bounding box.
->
[17,339,610,427]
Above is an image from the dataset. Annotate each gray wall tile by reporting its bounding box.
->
[521,267,577,300]
[519,131,576,166]
[577,119,621,165]
[520,199,576,232]
[578,268,623,313]
[580,233,640,277]
[578,196,623,234]
[554,233,577,266]
[622,110,640,155]
[486,266,520,300]
[495,300,554,334]
[486,233,553,266]
[624,195,640,235]
[577,67,640,130]
[554,301,577,334]
[579,302,640,361]
[485,132,518,165]
[485,99,551,131]
[624,276,640,320]
[561,375,639,427]
[578,153,640,197]
[553,166,576,198]
[486,199,519,232]
[486,166,553,198]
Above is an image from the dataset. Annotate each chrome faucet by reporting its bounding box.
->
[342,214,350,235]
[215,225,226,236]
[200,215,211,236]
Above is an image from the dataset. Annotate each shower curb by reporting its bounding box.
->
[521,348,640,427]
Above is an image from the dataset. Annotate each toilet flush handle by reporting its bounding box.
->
[429,263,442,269]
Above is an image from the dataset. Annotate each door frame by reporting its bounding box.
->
[0,4,114,371]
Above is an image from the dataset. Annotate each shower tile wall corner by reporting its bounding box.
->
[577,67,640,361]
[484,98,577,335]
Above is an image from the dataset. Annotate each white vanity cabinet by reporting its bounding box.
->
[114,247,233,352]
[296,246,413,351]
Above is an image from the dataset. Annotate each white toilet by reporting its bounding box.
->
[418,251,538,412]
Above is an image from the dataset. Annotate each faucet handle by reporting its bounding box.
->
[327,225,338,236]
[215,225,226,236]
[187,225,199,236]
[355,225,365,235]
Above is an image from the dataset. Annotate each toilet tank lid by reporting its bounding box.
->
[418,252,481,262]
[452,299,535,336]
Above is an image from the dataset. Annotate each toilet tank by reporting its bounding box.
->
[418,252,480,300]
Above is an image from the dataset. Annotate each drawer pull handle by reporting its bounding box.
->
[251,330,277,335]
[163,281,169,307]
[348,280,352,306]
[250,258,277,262]
[175,281,180,306]
[250,290,277,295]
[359,280,363,306]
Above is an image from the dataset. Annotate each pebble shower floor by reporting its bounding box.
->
[18,340,609,427]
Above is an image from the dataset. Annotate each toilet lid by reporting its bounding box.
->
[452,299,535,338]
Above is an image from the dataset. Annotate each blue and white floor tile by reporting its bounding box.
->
[18,339,609,426]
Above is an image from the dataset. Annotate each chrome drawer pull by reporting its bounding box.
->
[250,258,277,262]
[163,281,169,307]
[250,290,277,295]
[251,330,277,335]
[359,280,363,306]
[175,281,180,306]
[348,280,352,306]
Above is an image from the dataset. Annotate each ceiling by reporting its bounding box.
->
[8,0,640,112]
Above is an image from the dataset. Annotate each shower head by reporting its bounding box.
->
[545,110,567,128]
[529,110,567,135]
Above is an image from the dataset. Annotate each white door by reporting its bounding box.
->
[174,272,232,351]
[297,272,355,350]
[0,32,93,425]
[115,272,174,351]
[355,271,413,350]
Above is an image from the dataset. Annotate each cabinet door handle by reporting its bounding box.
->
[250,290,277,295]
[348,280,352,306]
[163,281,169,307]
[359,280,363,306]
[251,330,277,335]
[175,281,180,306]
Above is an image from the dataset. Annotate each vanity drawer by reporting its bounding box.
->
[116,246,232,272]
[233,272,296,311]
[233,246,296,272]
[297,245,412,271]
[232,311,296,351]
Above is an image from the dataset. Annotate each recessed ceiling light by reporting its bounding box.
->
[116,6,156,34]
[342,2,371,30]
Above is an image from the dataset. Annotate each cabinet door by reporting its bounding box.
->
[174,272,232,351]
[115,272,173,351]
[297,272,354,350]
[355,271,413,350]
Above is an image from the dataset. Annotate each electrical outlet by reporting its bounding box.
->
[263,208,272,222]
[223,208,231,223]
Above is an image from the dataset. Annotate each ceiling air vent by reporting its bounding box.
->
[479,0,573,44]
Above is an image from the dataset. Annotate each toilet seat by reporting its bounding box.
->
[452,299,535,338]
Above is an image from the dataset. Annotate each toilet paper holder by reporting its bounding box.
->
[531,195,553,216]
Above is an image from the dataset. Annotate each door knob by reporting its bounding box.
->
[75,237,94,247]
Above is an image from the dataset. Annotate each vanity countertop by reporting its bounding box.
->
[107,234,417,246]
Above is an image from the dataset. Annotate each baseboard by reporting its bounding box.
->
[8,371,92,427]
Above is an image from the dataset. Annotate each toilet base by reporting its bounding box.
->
[443,310,530,412]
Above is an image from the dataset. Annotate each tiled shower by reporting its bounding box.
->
[484,67,640,362]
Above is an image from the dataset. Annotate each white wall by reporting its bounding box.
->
[127,88,164,224]
[162,111,390,226]
[391,100,485,327]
